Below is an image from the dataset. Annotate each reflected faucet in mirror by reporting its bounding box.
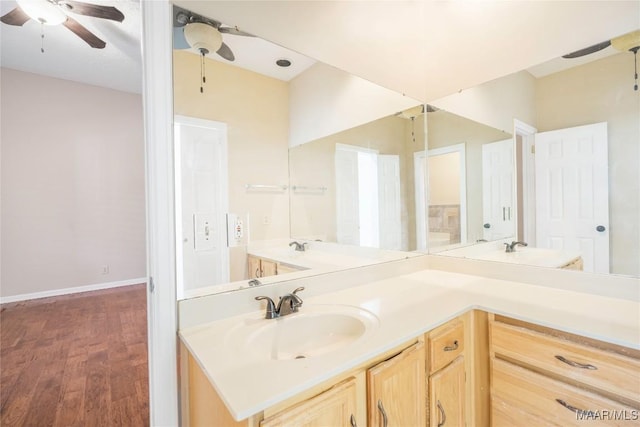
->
[289,241,308,252]
[504,241,528,253]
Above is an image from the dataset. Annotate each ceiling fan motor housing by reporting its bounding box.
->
[184,22,222,55]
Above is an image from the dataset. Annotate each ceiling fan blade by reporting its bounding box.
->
[216,42,235,61]
[1,7,30,26]
[562,40,611,59]
[63,17,106,48]
[218,26,255,37]
[61,1,124,22]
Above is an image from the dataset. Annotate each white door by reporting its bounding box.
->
[378,155,402,250]
[534,122,609,274]
[335,148,360,245]
[174,116,229,298]
[482,139,515,240]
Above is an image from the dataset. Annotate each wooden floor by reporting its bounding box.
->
[0,284,149,426]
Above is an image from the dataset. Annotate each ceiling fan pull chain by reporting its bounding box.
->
[632,47,639,91]
[200,51,206,93]
[40,21,45,53]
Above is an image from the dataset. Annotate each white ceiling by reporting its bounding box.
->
[0,0,142,93]
[1,1,638,99]
[176,0,640,102]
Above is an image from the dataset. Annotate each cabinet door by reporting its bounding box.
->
[248,255,262,279]
[260,378,357,427]
[430,356,465,427]
[368,342,426,426]
[261,259,278,277]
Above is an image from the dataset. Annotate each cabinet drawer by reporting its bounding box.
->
[493,396,562,427]
[490,321,640,405]
[429,320,464,373]
[492,358,638,427]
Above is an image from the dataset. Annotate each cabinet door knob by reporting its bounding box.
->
[483,223,491,229]
[443,340,459,352]
[596,225,606,232]
[437,400,447,427]
[377,400,388,427]
[350,414,357,427]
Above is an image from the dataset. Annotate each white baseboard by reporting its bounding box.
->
[0,277,148,304]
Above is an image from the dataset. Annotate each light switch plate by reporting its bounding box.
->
[194,212,216,251]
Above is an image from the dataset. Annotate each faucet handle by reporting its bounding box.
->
[292,286,305,295]
[255,296,277,319]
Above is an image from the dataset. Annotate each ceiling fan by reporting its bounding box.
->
[562,30,640,59]
[172,5,255,62]
[0,0,124,50]
[562,30,640,91]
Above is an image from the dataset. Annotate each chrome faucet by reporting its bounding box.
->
[289,241,308,252]
[255,287,305,319]
[504,241,528,253]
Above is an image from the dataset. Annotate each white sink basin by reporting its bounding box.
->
[226,305,379,361]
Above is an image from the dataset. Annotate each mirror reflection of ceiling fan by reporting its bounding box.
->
[0,0,124,50]
[172,5,255,62]
[563,30,640,90]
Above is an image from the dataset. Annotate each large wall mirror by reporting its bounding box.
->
[171,6,425,299]
[428,28,639,279]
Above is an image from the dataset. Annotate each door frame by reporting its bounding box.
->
[141,1,179,424]
[513,119,537,245]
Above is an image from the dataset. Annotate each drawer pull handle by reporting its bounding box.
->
[556,399,595,417]
[377,399,388,427]
[437,400,447,426]
[555,355,597,370]
[444,340,459,352]
[350,414,357,427]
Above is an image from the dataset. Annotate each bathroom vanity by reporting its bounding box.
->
[178,257,639,426]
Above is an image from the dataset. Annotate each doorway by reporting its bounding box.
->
[335,143,401,249]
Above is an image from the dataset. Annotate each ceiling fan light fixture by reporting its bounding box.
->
[184,22,222,55]
[16,0,66,25]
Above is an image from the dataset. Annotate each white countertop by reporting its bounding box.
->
[179,267,640,421]
[434,240,582,268]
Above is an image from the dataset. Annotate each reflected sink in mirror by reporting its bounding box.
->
[473,247,582,269]
[227,305,379,361]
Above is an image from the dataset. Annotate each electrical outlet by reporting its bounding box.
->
[263,215,270,225]
[101,265,109,275]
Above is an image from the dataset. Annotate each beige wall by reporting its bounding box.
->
[536,52,639,276]
[173,52,290,281]
[289,62,421,147]
[428,152,460,205]
[1,68,146,299]
[289,115,423,250]
[432,70,537,132]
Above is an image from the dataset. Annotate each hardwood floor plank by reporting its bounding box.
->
[1,284,149,426]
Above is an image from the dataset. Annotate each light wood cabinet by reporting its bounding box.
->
[427,316,469,427]
[430,356,466,427]
[248,255,301,279]
[489,315,640,426]
[367,342,427,426]
[261,378,357,427]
